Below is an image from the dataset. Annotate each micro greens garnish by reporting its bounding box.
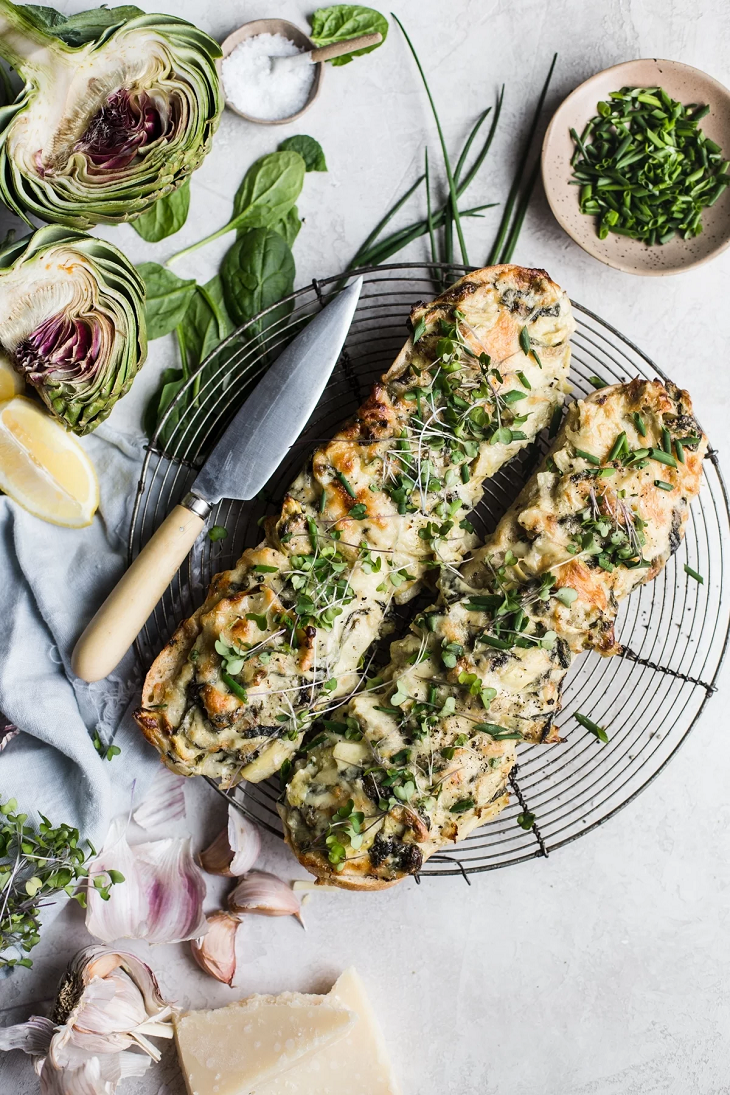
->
[1,799,123,968]
[325,799,365,870]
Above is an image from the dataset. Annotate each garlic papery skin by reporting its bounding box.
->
[86,817,207,945]
[190,911,239,986]
[228,871,303,924]
[0,946,174,1095]
[132,766,186,831]
[198,806,261,877]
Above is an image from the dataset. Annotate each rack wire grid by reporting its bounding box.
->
[130,261,730,880]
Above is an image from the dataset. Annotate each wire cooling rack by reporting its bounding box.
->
[130,262,730,879]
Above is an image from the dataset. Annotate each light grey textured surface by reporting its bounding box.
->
[3,1,730,1093]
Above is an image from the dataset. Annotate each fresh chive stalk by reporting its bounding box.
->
[487,53,558,265]
[393,14,469,264]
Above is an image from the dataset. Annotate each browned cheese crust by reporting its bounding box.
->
[280,379,706,888]
[135,266,573,786]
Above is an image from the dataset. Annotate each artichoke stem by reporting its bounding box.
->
[0,0,68,74]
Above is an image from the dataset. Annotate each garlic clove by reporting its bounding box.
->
[133,766,186,831]
[228,871,303,924]
[85,819,207,945]
[190,912,239,986]
[0,1016,54,1055]
[199,806,261,877]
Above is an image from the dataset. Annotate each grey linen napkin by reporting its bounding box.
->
[0,423,162,853]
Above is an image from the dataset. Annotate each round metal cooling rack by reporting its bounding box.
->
[130,262,730,880]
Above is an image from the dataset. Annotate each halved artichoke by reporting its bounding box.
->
[0,225,147,432]
[0,2,222,228]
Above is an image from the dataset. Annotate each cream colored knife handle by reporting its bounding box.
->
[71,495,209,683]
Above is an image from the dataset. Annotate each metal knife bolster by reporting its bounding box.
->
[181,491,212,520]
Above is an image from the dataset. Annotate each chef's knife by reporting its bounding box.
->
[71,277,363,683]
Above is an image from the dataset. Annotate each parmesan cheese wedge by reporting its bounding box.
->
[254,968,402,1095]
[174,993,355,1095]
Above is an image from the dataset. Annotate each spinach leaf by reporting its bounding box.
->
[202,276,235,340]
[132,178,190,243]
[221,228,295,336]
[137,262,196,340]
[278,135,327,172]
[178,284,228,373]
[143,367,186,441]
[309,5,388,65]
[18,4,144,45]
[232,151,305,233]
[144,279,239,444]
[270,205,302,247]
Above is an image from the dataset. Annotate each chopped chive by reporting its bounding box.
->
[221,671,248,702]
[608,431,627,461]
[319,489,327,514]
[654,479,674,491]
[519,326,531,355]
[574,447,601,465]
[675,439,685,463]
[517,371,531,389]
[574,712,609,743]
[548,404,563,438]
[650,447,677,468]
[588,376,608,389]
[661,426,672,454]
[684,564,704,584]
[633,411,647,436]
[335,470,357,497]
[207,525,228,542]
[597,467,615,477]
[531,349,543,369]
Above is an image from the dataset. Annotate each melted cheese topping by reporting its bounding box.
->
[136,265,574,786]
[280,379,706,888]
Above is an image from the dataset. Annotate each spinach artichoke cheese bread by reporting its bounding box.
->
[280,379,707,889]
[135,265,574,785]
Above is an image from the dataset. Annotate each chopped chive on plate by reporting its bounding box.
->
[542,58,730,275]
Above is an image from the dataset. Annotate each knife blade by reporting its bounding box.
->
[191,276,363,506]
[71,276,363,682]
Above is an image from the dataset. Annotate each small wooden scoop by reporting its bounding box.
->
[270,33,383,72]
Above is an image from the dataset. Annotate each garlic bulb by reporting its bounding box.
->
[190,912,239,986]
[0,946,174,1094]
[228,871,303,924]
[132,766,186,831]
[199,806,261,877]
[85,817,207,945]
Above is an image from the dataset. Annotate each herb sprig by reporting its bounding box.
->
[0,799,123,969]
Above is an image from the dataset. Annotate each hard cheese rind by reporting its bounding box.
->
[253,968,402,1095]
[174,992,355,1095]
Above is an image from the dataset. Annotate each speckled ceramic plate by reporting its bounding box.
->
[542,58,730,275]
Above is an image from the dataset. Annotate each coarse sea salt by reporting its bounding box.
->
[221,32,316,122]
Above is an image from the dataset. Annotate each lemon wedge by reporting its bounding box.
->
[0,396,99,527]
[0,351,24,401]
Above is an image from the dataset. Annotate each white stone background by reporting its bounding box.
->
[3,0,730,1092]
